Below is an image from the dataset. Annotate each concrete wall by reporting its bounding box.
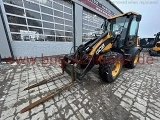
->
[74,3,83,47]
[0,2,12,58]
[11,41,73,57]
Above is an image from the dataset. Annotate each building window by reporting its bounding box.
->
[64,1,72,8]
[3,0,73,42]
[65,20,72,26]
[3,0,23,7]
[54,10,63,17]
[82,9,104,42]
[7,15,26,25]
[24,0,40,11]
[54,17,64,24]
[44,29,55,35]
[53,2,63,11]
[9,25,27,32]
[45,36,55,41]
[39,0,52,7]
[26,10,41,19]
[64,13,72,20]
[65,26,72,31]
[55,24,64,30]
[11,34,21,41]
[66,37,73,42]
[27,19,42,27]
[43,22,54,29]
[56,37,65,42]
[64,7,72,14]
[65,32,72,37]
[42,14,53,22]
[41,6,53,15]
[4,5,24,16]
[29,27,43,34]
[56,30,64,36]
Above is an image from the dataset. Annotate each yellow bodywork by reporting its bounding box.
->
[137,37,140,47]
[134,55,139,65]
[153,48,160,52]
[89,32,112,56]
[152,41,160,51]
[103,43,112,51]
[152,47,160,51]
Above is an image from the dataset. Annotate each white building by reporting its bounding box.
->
[0,0,123,58]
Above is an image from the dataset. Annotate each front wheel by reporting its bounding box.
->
[99,52,123,83]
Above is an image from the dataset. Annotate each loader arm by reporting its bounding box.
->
[62,31,114,80]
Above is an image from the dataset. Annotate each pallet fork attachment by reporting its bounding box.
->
[20,58,78,113]
[23,73,63,91]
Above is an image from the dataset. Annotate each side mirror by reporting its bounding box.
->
[136,15,142,22]
[154,34,157,36]
[101,21,107,32]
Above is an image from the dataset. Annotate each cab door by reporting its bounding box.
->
[126,17,139,47]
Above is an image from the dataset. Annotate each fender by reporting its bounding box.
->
[124,46,141,56]
[123,47,141,62]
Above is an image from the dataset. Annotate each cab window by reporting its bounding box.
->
[129,18,138,36]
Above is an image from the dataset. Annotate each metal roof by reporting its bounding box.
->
[108,11,141,19]
[106,0,123,14]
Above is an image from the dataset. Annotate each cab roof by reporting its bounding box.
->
[108,11,141,20]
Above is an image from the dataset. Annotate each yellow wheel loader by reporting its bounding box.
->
[21,12,142,113]
[149,32,160,56]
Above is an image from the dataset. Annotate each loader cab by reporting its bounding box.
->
[149,32,160,48]
[149,32,160,55]
[106,12,142,49]
[154,32,160,45]
[152,32,160,50]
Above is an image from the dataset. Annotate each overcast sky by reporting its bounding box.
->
[110,0,160,38]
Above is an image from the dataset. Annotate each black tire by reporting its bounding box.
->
[149,49,155,56]
[149,50,151,56]
[80,64,87,69]
[125,50,140,68]
[99,52,123,83]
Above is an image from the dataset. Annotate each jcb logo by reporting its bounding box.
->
[96,44,105,54]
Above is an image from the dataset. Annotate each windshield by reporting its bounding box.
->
[106,16,129,35]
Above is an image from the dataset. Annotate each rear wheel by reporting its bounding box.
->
[149,49,155,56]
[99,52,123,83]
[125,50,140,68]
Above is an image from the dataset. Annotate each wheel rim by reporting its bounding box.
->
[112,61,121,77]
[134,55,139,65]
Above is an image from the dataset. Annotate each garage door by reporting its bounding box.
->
[3,0,73,57]
[82,9,105,42]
